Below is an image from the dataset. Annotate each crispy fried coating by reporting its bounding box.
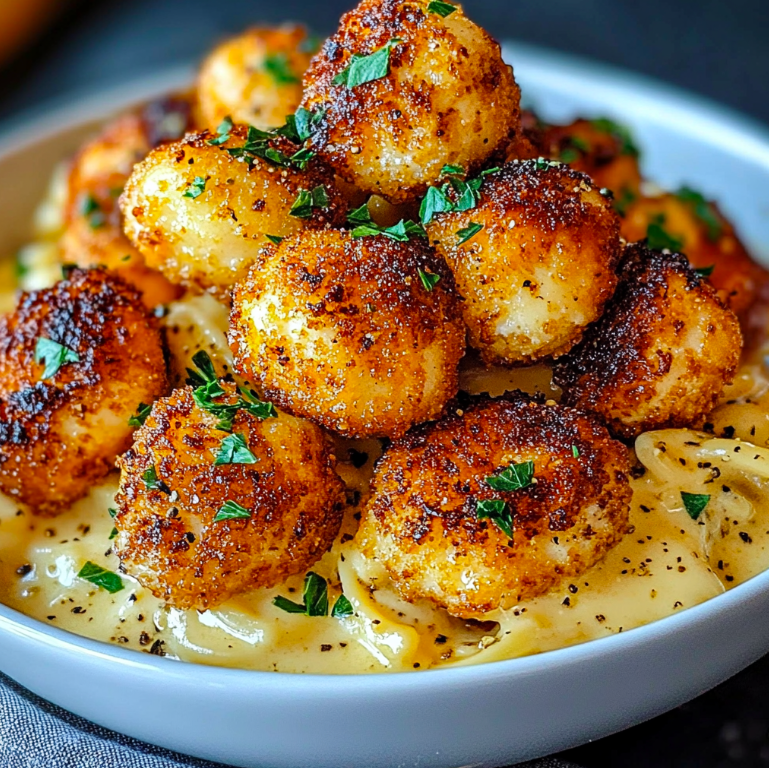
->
[0,268,168,515]
[60,97,192,307]
[114,384,345,610]
[300,0,521,203]
[426,160,622,365]
[229,230,466,438]
[553,243,743,439]
[356,393,632,618]
[120,126,346,297]
[196,25,316,130]
[620,191,769,324]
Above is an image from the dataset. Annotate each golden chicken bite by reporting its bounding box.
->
[113,383,345,610]
[120,125,346,297]
[426,160,622,365]
[196,25,316,130]
[355,393,632,618]
[0,268,168,515]
[620,189,769,325]
[60,97,192,307]
[229,230,465,438]
[300,0,521,203]
[553,243,743,439]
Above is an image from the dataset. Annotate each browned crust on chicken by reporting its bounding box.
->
[0,268,168,514]
[229,229,466,438]
[356,392,632,618]
[114,383,345,610]
[553,243,743,438]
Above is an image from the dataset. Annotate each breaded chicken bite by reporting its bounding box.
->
[114,383,344,610]
[196,25,316,130]
[300,0,521,203]
[356,393,632,618]
[426,160,621,365]
[60,97,192,307]
[0,268,168,515]
[120,125,346,297]
[553,243,743,438]
[620,190,769,324]
[229,230,465,438]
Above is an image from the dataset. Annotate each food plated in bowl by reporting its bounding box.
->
[1,1,769,765]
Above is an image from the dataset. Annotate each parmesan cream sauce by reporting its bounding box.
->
[2,283,769,674]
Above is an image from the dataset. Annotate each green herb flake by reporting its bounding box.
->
[681,492,710,520]
[486,460,535,492]
[265,234,284,245]
[440,163,465,177]
[572,445,580,459]
[109,528,118,540]
[239,388,278,420]
[79,193,106,229]
[264,52,300,86]
[273,571,330,616]
[108,508,117,519]
[695,264,715,278]
[290,185,329,218]
[77,561,124,594]
[427,1,457,16]
[206,116,234,146]
[476,499,514,539]
[646,214,685,253]
[128,402,152,428]
[677,186,724,242]
[272,595,307,613]
[142,466,161,490]
[333,39,401,89]
[214,433,258,466]
[456,222,483,245]
[591,118,640,157]
[331,594,354,618]
[183,176,207,199]
[418,269,441,292]
[34,337,80,380]
[278,107,325,144]
[533,157,562,171]
[419,185,454,225]
[214,499,253,522]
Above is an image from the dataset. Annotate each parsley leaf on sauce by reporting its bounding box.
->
[77,561,124,594]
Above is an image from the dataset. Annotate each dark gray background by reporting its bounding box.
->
[1,0,768,766]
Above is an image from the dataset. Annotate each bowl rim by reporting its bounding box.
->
[1,41,769,691]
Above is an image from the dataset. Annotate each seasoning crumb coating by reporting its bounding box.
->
[426,160,622,365]
[120,126,347,297]
[553,243,743,439]
[114,384,345,610]
[300,0,521,203]
[60,97,193,307]
[196,25,316,130]
[0,268,168,515]
[229,229,466,438]
[356,393,632,618]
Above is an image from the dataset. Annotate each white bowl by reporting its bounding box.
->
[1,43,769,768]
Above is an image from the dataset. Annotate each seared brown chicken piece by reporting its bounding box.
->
[620,190,769,325]
[60,97,193,307]
[114,383,344,610]
[553,243,743,439]
[196,25,317,130]
[356,393,632,619]
[300,0,521,203]
[0,268,167,515]
[426,159,622,365]
[229,230,465,438]
[121,126,346,297]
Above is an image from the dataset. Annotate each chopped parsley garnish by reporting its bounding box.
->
[142,466,161,490]
[695,264,715,278]
[128,402,152,428]
[419,167,497,225]
[418,269,441,291]
[79,194,105,229]
[183,176,207,199]
[427,0,457,16]
[572,445,580,459]
[214,500,252,522]
[559,136,590,164]
[440,163,465,177]
[591,118,640,157]
[206,116,233,146]
[533,157,562,171]
[613,186,637,216]
[348,204,427,241]
[485,460,535,492]
[290,185,329,218]
[676,186,723,242]
[681,492,710,520]
[278,106,325,144]
[332,39,401,89]
[456,222,483,245]
[214,433,258,465]
[264,52,300,85]
[108,507,118,540]
[273,571,330,616]
[77,561,124,594]
[34,337,80,380]
[419,186,455,225]
[476,499,514,539]
[265,234,284,245]
[331,594,354,618]
[646,214,684,253]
